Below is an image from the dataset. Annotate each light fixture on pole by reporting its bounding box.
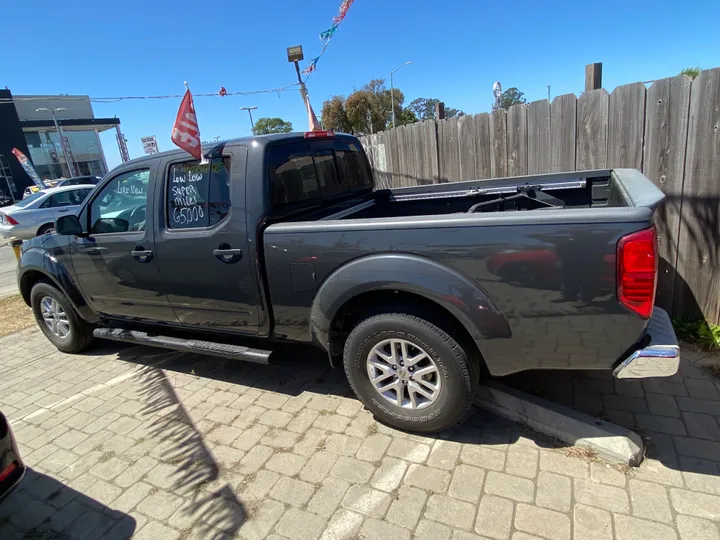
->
[36,107,78,177]
[240,106,258,135]
[287,45,320,131]
[390,61,412,129]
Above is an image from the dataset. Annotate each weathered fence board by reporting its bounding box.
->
[643,75,692,312]
[576,89,609,170]
[674,68,720,322]
[405,123,419,184]
[528,100,551,174]
[438,117,460,183]
[550,94,577,172]
[490,108,508,178]
[422,120,440,183]
[608,82,646,169]
[474,113,492,179]
[457,114,476,181]
[507,104,528,176]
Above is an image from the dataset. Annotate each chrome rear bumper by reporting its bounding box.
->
[613,307,680,379]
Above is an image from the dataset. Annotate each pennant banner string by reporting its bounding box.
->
[303,0,355,81]
[0,82,300,105]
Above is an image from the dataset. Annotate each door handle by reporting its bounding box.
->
[131,248,154,262]
[58,209,70,213]
[213,247,243,263]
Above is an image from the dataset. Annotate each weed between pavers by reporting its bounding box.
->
[672,318,720,350]
[562,445,599,462]
[613,463,636,477]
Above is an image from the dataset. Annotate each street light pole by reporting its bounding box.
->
[390,61,412,130]
[36,107,78,177]
[240,107,258,135]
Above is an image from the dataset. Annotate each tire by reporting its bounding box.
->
[30,280,93,353]
[343,312,477,433]
[37,223,55,236]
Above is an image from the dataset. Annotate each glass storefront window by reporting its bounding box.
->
[24,129,107,180]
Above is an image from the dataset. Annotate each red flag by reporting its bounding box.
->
[171,90,202,160]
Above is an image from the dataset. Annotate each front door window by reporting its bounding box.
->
[89,169,149,234]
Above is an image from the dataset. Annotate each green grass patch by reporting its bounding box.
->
[672,317,720,350]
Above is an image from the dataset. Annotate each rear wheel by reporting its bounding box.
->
[343,311,477,433]
[37,223,55,236]
[30,281,93,353]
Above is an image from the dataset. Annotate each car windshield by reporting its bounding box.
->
[14,191,47,208]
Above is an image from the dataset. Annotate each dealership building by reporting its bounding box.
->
[0,88,123,200]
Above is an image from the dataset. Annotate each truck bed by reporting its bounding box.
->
[327,170,641,221]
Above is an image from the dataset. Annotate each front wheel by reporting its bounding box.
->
[343,312,477,433]
[30,281,93,353]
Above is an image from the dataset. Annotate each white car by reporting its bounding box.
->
[0,185,95,240]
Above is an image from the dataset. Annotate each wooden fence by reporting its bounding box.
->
[359,68,720,325]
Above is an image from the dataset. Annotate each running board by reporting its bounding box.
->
[93,328,271,364]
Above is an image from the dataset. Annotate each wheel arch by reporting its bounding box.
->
[36,222,55,236]
[18,265,99,324]
[309,253,511,373]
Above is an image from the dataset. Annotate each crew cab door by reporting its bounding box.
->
[152,145,261,333]
[69,166,177,322]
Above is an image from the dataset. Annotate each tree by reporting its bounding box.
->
[345,79,404,134]
[397,107,418,126]
[499,88,527,110]
[321,96,352,133]
[408,98,464,120]
[254,117,293,135]
[679,67,701,80]
[322,79,412,134]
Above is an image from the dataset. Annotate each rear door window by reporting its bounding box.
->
[49,189,85,207]
[167,157,231,229]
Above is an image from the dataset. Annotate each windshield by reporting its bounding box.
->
[14,191,47,208]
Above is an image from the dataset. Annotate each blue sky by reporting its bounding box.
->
[3,0,717,170]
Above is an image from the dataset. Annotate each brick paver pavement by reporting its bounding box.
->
[0,327,718,540]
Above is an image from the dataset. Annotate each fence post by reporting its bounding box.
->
[585,63,603,91]
[435,102,445,120]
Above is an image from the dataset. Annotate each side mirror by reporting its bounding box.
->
[56,215,83,236]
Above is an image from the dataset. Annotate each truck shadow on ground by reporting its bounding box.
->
[106,340,544,453]
[90,335,719,508]
[0,468,137,539]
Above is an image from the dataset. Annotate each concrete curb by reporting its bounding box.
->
[475,380,644,466]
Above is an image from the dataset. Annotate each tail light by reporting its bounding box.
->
[304,130,335,138]
[0,461,18,483]
[617,227,657,318]
[0,213,19,225]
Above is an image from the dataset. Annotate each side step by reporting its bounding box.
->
[93,328,271,364]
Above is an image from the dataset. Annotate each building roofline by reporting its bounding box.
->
[20,118,121,132]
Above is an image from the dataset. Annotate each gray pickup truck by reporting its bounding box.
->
[16,131,679,432]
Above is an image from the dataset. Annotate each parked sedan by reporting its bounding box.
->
[0,411,24,502]
[0,185,95,240]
